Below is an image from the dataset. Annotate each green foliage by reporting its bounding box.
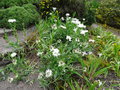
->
[96,0,120,28]
[39,0,99,25]
[34,12,92,87]
[84,0,99,25]
[0,4,40,30]
[39,0,85,20]
[0,0,40,8]
[0,7,120,90]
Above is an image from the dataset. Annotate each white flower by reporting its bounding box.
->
[83,67,87,72]
[49,13,52,15]
[75,38,80,42]
[45,69,52,78]
[8,19,16,23]
[117,61,120,65]
[37,52,43,56]
[54,19,57,22]
[12,59,17,65]
[50,46,54,52]
[52,7,56,11]
[89,39,95,43]
[98,80,102,86]
[98,53,102,57]
[8,77,14,83]
[66,17,71,21]
[80,30,88,36]
[83,18,85,21]
[58,61,65,67]
[36,40,40,44]
[88,52,93,55]
[57,39,61,43]
[82,52,88,56]
[71,18,86,28]
[1,71,4,75]
[51,24,57,30]
[60,25,67,29]
[66,35,72,41]
[61,17,65,21]
[74,48,81,54]
[97,36,101,38]
[38,72,44,79]
[73,28,78,32]
[66,13,70,17]
[11,52,17,58]
[71,18,81,25]
[52,48,60,57]
[77,23,86,28]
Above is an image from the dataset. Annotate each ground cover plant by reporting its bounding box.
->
[0,8,120,90]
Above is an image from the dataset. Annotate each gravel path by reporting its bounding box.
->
[0,26,36,54]
[0,26,45,90]
[90,23,120,38]
[0,73,45,90]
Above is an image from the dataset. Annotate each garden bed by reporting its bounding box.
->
[0,0,120,90]
[0,11,119,89]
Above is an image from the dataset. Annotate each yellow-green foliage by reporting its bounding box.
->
[96,0,120,29]
[39,0,85,20]
[39,0,60,17]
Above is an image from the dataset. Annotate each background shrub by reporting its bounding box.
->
[39,0,99,25]
[0,0,40,8]
[84,0,99,25]
[0,4,40,30]
[56,0,85,20]
[96,0,120,29]
[39,0,85,20]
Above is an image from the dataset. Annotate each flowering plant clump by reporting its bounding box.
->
[36,10,95,87]
[33,9,120,89]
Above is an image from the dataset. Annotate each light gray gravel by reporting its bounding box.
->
[90,23,120,38]
[0,26,36,55]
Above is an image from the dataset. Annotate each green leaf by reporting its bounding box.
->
[93,66,111,78]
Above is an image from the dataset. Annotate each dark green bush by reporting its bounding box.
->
[57,0,85,20]
[84,0,99,25]
[39,0,85,20]
[0,0,40,8]
[0,4,40,30]
[96,0,120,29]
[39,0,99,25]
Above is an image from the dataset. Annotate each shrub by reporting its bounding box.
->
[0,0,40,8]
[0,4,40,30]
[96,0,120,29]
[84,0,99,25]
[39,0,99,25]
[39,0,85,20]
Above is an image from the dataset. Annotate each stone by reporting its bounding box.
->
[0,26,36,55]
[0,28,13,37]
[0,38,14,54]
